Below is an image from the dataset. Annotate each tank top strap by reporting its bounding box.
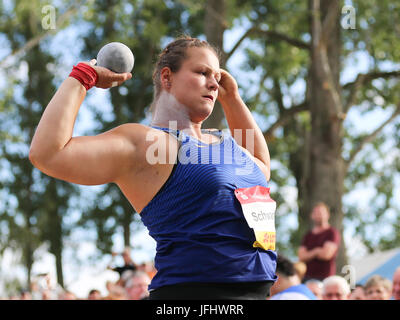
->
[151,126,224,144]
[150,125,183,142]
[201,128,224,144]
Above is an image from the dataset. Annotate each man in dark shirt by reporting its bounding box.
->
[108,247,138,280]
[298,202,340,281]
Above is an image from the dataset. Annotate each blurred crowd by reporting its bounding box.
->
[1,248,156,300]
[268,254,400,300]
[3,255,399,301]
[1,248,400,301]
[1,202,399,301]
[268,202,400,300]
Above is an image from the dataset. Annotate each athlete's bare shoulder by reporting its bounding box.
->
[113,123,180,212]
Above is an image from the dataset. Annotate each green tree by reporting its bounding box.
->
[0,0,81,288]
[232,0,400,266]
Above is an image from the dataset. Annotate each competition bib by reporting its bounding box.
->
[234,186,276,251]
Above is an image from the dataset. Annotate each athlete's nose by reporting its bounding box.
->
[208,76,219,91]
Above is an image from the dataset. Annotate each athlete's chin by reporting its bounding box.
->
[190,104,214,122]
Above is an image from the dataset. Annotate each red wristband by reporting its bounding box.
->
[69,63,98,90]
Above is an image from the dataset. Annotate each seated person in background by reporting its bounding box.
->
[103,280,127,300]
[19,289,32,300]
[293,261,307,283]
[59,290,77,300]
[348,284,365,300]
[305,279,323,300]
[87,289,102,300]
[269,254,317,300]
[364,275,392,300]
[124,270,151,300]
[392,267,400,300]
[322,275,350,300]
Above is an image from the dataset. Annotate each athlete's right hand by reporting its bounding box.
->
[82,59,132,89]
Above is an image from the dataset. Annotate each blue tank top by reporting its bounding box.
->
[140,126,277,290]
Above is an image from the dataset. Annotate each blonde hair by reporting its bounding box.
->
[364,275,392,292]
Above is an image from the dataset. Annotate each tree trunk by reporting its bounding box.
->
[24,166,35,289]
[300,0,348,271]
[47,180,65,288]
[123,199,132,247]
[24,242,33,290]
[54,214,64,288]
[54,241,64,288]
[203,0,226,129]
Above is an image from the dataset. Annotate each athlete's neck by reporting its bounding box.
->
[151,91,204,140]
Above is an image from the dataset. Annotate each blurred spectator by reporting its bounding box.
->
[120,269,136,287]
[392,267,400,300]
[364,275,392,300]
[41,289,53,300]
[298,202,341,281]
[269,254,317,300]
[30,280,42,300]
[88,289,102,300]
[103,280,127,300]
[59,290,77,300]
[293,261,307,283]
[322,275,350,300]
[19,289,32,300]
[305,279,323,300]
[348,284,365,300]
[124,270,151,300]
[108,247,138,283]
[139,261,157,279]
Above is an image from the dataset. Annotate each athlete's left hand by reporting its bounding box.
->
[217,69,239,104]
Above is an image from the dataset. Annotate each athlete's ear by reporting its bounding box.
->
[160,67,172,90]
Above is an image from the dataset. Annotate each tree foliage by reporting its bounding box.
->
[0,0,81,289]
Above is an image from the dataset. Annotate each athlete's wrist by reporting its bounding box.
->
[218,90,242,107]
[69,62,98,91]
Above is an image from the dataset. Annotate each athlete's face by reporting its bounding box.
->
[168,47,221,122]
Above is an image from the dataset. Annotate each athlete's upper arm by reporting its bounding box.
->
[31,123,146,186]
[238,145,270,181]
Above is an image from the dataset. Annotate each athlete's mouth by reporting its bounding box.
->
[203,95,214,101]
